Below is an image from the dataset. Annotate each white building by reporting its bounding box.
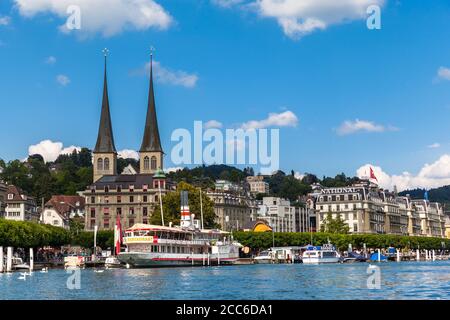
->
[411,200,445,238]
[4,185,38,221]
[246,176,269,195]
[309,181,446,237]
[256,197,311,233]
[41,195,85,229]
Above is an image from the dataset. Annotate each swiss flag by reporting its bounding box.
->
[114,215,122,255]
[370,167,378,182]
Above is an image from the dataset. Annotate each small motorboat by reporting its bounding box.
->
[11,258,30,271]
[341,252,367,263]
[253,250,273,264]
[302,243,340,264]
[64,255,85,269]
[105,256,123,269]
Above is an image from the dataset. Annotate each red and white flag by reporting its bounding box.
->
[114,215,122,256]
[370,167,378,182]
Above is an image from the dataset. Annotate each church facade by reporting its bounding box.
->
[84,54,169,231]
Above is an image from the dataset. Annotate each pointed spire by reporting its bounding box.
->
[94,48,117,153]
[140,48,163,153]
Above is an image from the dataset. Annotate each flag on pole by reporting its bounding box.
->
[114,215,122,255]
[370,167,378,182]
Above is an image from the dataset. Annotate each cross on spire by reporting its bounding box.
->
[102,47,109,57]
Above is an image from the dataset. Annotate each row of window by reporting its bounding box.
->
[91,181,165,194]
[90,195,157,204]
[97,157,158,171]
[319,194,361,202]
[90,207,149,217]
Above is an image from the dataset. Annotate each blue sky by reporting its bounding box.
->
[1,0,450,190]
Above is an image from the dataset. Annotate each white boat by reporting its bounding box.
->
[64,255,85,269]
[254,250,273,264]
[302,243,340,264]
[118,224,240,267]
[105,256,123,269]
[118,190,241,268]
[11,258,30,271]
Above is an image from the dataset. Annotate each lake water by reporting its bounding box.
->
[1,260,450,300]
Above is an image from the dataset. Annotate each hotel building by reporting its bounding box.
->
[411,200,446,238]
[84,53,169,231]
[445,214,450,239]
[309,180,446,237]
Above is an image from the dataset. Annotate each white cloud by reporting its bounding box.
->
[211,0,385,39]
[437,66,450,81]
[14,0,173,37]
[164,166,184,173]
[241,110,298,130]
[132,61,199,88]
[0,16,11,26]
[45,56,57,64]
[118,149,139,160]
[204,120,223,129]
[294,171,305,180]
[428,143,441,149]
[148,61,198,88]
[28,140,81,162]
[337,119,397,135]
[212,0,245,8]
[56,74,70,86]
[357,154,450,191]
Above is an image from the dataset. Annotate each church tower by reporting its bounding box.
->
[139,51,163,174]
[93,49,117,182]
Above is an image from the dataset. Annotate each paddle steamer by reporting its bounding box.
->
[118,191,240,267]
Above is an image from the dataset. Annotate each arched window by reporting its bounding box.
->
[104,158,110,171]
[144,156,150,170]
[151,156,157,170]
[97,158,103,171]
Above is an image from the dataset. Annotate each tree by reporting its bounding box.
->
[279,176,311,202]
[320,212,350,234]
[150,181,218,228]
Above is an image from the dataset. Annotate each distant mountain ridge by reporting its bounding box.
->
[399,185,450,205]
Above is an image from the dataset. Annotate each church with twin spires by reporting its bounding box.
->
[84,52,169,231]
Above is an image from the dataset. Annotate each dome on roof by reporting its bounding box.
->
[153,169,166,178]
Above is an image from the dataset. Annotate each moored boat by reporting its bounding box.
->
[64,255,85,269]
[118,191,240,268]
[302,243,340,264]
[105,256,123,269]
[253,250,272,264]
[11,257,30,271]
